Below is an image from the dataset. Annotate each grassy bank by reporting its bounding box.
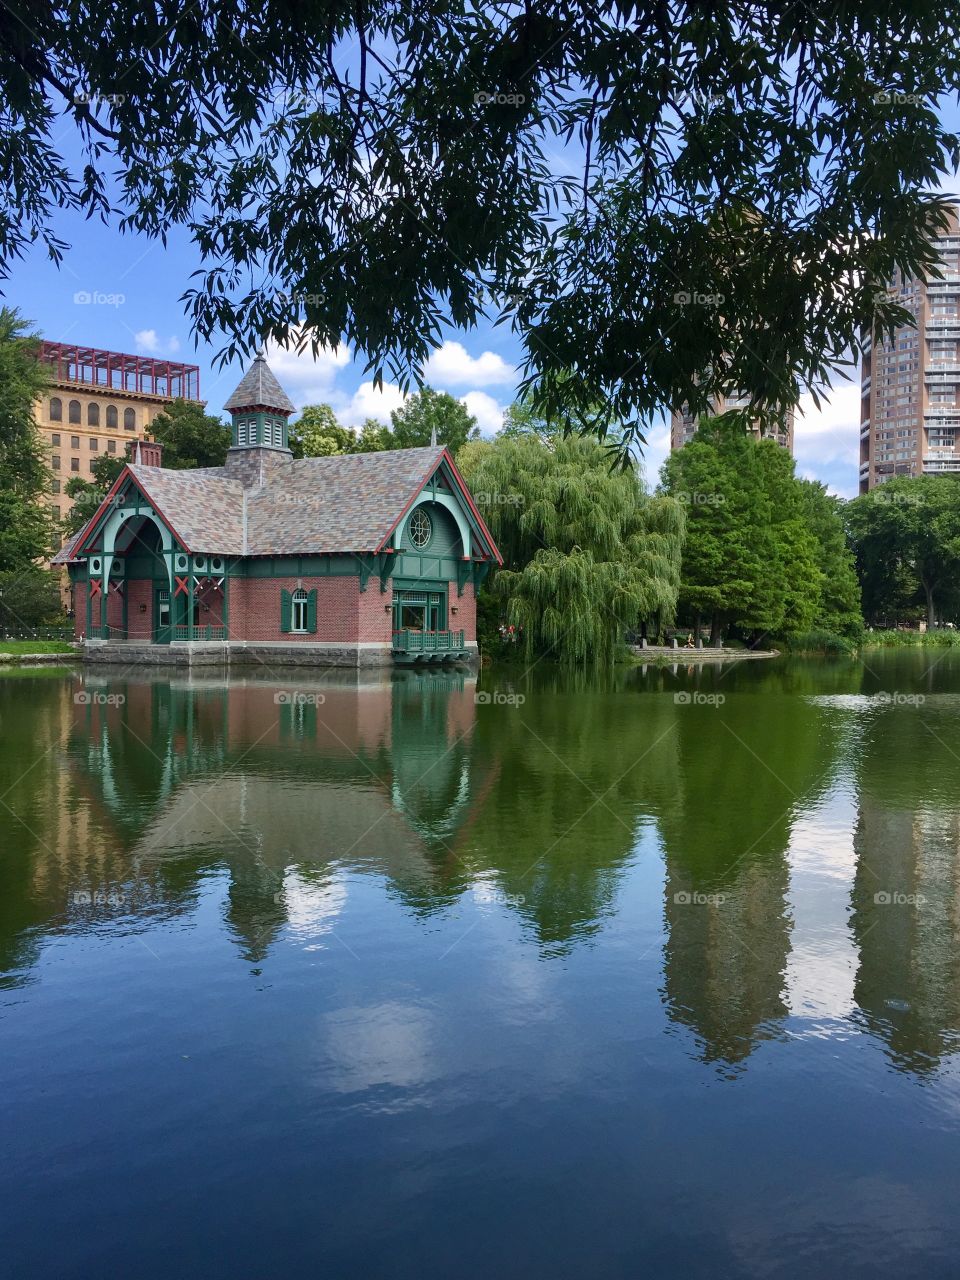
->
[0,640,75,656]
[862,630,960,649]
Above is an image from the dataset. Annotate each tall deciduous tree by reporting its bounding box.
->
[799,481,863,640]
[660,420,781,643]
[0,307,54,571]
[3,4,958,456]
[289,404,356,457]
[847,477,960,627]
[149,399,232,470]
[390,388,479,452]
[458,435,684,664]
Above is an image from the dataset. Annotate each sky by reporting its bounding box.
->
[8,139,955,499]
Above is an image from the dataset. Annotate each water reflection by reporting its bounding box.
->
[1,655,960,1081]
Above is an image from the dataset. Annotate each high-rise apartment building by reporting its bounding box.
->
[35,341,201,527]
[859,204,960,492]
[670,393,795,452]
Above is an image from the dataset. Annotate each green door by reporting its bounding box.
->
[154,587,172,644]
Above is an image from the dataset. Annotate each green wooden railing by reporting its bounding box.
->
[392,629,465,655]
[174,624,227,642]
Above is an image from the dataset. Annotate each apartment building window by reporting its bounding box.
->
[89,459,97,473]
[52,455,60,470]
[107,439,116,454]
[70,458,79,472]
[51,480,60,494]
[106,405,118,429]
[124,408,136,430]
[51,433,60,446]
[69,400,81,424]
[71,435,80,449]
[87,403,99,426]
[49,397,62,422]
[89,437,98,451]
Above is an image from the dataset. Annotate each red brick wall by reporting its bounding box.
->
[195,580,225,628]
[358,582,394,643]
[449,579,476,641]
[127,579,154,640]
[106,585,124,636]
[228,575,370,643]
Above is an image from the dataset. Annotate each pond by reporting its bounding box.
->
[2,652,960,1278]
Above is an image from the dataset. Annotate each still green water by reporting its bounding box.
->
[2,652,960,1278]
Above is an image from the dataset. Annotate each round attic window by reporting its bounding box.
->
[410,508,432,549]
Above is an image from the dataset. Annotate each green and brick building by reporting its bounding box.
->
[54,352,502,666]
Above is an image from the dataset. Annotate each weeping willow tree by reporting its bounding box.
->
[457,435,684,665]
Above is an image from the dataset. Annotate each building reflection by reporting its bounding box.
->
[657,673,840,1068]
[849,703,960,1075]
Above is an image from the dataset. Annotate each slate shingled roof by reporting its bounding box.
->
[54,445,498,562]
[223,350,296,413]
[243,447,447,554]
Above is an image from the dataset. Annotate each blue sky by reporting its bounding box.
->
[10,135,960,499]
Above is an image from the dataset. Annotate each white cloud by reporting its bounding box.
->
[461,390,505,435]
[341,379,407,424]
[794,378,861,497]
[134,329,183,357]
[134,328,159,353]
[263,336,352,404]
[425,340,515,387]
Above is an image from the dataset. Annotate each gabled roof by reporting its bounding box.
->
[51,527,86,565]
[53,445,503,563]
[128,464,245,554]
[223,350,295,414]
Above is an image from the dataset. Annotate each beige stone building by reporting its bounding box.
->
[670,392,795,452]
[859,204,960,492]
[35,341,201,527]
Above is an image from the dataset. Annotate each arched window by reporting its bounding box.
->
[68,400,81,424]
[106,405,118,429]
[409,507,433,549]
[291,589,308,633]
[49,397,62,422]
[124,408,136,431]
[87,402,100,426]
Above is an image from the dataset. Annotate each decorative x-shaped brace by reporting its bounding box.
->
[174,575,189,597]
[89,579,102,599]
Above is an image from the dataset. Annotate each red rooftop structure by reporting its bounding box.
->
[39,341,201,401]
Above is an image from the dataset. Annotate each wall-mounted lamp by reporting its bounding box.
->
[451,606,459,615]
[138,603,147,613]
[384,604,392,613]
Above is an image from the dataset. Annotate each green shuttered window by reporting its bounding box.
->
[282,587,317,634]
